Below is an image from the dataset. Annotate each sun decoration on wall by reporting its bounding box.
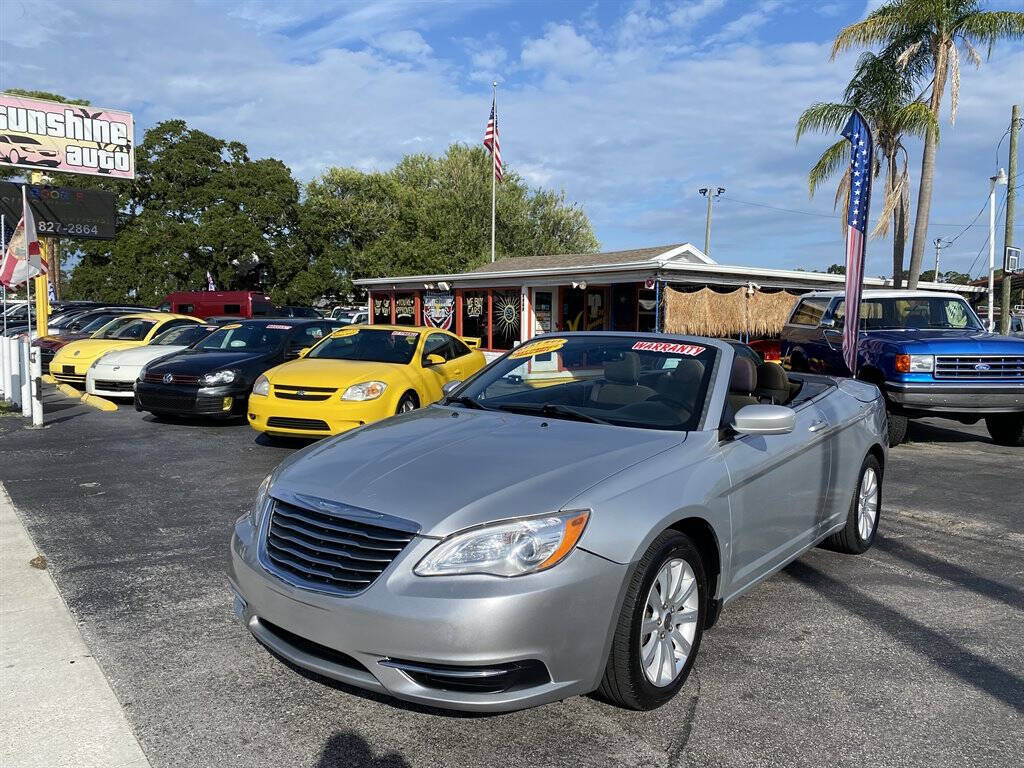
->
[494,293,520,337]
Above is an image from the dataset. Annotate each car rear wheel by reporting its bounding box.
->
[598,530,706,710]
[985,414,1024,446]
[823,454,882,554]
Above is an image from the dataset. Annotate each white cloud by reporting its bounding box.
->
[520,23,601,76]
[706,0,782,45]
[668,0,728,27]
[373,29,432,58]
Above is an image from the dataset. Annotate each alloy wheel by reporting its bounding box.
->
[639,558,699,687]
[857,467,879,541]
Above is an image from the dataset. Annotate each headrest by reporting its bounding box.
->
[605,352,641,385]
[729,356,757,394]
[670,359,706,385]
[757,362,788,392]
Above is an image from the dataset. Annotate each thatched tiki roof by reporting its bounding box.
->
[663,285,800,337]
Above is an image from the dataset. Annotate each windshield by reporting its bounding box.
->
[72,313,119,333]
[309,328,419,364]
[92,317,156,340]
[835,297,982,331]
[152,324,217,346]
[195,323,290,352]
[455,335,718,431]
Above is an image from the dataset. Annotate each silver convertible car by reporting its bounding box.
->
[230,333,887,712]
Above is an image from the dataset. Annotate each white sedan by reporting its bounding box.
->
[86,323,220,399]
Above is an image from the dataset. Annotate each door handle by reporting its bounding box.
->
[808,419,829,433]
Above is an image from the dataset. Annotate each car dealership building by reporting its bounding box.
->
[354,243,982,353]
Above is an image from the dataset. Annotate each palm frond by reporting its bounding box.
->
[796,103,854,143]
[956,11,1024,57]
[872,172,904,239]
[892,101,940,142]
[896,40,923,69]
[949,42,960,125]
[831,9,906,60]
[808,139,849,200]
[961,37,983,67]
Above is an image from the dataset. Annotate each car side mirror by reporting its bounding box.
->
[423,353,445,367]
[819,318,836,329]
[441,380,462,397]
[731,404,796,436]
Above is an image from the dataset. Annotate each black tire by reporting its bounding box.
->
[985,414,1024,446]
[598,531,706,710]
[886,408,907,447]
[823,454,882,555]
[395,392,418,415]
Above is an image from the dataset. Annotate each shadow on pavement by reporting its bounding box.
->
[317,732,409,768]
[876,537,1024,612]
[905,420,990,445]
[786,560,1024,714]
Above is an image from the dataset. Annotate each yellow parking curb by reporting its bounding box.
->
[56,383,82,399]
[41,374,56,384]
[80,394,118,412]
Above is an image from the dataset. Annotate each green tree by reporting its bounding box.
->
[68,120,301,304]
[797,51,936,288]
[300,143,598,287]
[832,0,1024,289]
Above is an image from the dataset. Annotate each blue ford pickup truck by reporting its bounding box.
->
[781,290,1024,446]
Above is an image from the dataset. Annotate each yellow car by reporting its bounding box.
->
[50,312,202,386]
[248,324,487,438]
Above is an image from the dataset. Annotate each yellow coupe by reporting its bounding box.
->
[50,312,202,386]
[248,325,487,438]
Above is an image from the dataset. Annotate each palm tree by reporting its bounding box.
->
[832,0,1024,289]
[797,52,936,287]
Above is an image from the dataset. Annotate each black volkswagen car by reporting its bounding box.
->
[134,319,339,419]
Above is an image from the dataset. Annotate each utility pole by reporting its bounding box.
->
[1001,104,1019,335]
[698,186,725,258]
[989,167,1008,331]
[933,238,943,282]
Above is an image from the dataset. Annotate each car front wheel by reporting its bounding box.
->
[985,414,1024,446]
[598,530,706,710]
[396,392,418,414]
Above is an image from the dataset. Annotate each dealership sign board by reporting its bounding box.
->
[0,94,134,179]
[0,181,117,240]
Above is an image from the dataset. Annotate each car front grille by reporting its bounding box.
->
[273,384,336,401]
[264,499,417,595]
[137,391,224,412]
[143,372,200,385]
[266,416,331,431]
[94,379,135,392]
[934,355,1024,380]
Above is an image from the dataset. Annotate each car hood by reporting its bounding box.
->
[266,358,407,389]
[53,339,145,365]
[270,406,684,538]
[145,348,279,375]
[97,344,188,367]
[34,332,88,350]
[866,329,1024,353]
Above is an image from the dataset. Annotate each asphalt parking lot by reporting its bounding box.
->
[1,388,1022,768]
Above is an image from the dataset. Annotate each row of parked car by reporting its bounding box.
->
[40,308,485,439]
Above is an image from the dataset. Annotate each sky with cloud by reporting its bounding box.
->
[1,0,1021,278]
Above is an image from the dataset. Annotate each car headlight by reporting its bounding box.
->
[252,374,270,397]
[341,381,387,401]
[894,354,934,373]
[414,510,590,577]
[248,474,272,528]
[201,369,237,386]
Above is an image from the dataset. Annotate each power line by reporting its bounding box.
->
[965,190,1008,278]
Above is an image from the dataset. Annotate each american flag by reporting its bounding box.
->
[483,97,503,183]
[840,110,873,376]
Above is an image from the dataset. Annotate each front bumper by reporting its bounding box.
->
[247,393,389,437]
[50,358,87,385]
[886,381,1024,414]
[230,515,627,712]
[86,366,138,399]
[134,380,244,416]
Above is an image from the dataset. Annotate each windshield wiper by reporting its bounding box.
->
[494,402,610,425]
[446,395,491,410]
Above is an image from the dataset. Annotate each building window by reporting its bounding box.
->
[394,293,416,325]
[490,290,520,350]
[461,291,487,343]
[638,288,657,332]
[612,285,637,331]
[372,295,391,324]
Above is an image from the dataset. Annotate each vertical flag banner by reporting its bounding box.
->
[207,270,216,291]
[483,98,503,183]
[840,110,873,376]
[0,187,44,289]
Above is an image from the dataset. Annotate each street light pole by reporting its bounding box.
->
[989,167,1008,331]
[933,238,943,283]
[698,186,725,258]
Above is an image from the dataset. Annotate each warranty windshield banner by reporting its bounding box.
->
[0,94,134,179]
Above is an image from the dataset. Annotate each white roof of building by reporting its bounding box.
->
[803,289,972,299]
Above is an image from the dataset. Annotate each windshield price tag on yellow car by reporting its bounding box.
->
[222,323,242,330]
[391,330,417,337]
[331,327,360,338]
[509,338,567,359]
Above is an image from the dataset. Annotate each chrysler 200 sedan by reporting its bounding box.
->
[230,333,887,712]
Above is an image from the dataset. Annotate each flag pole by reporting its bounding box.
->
[23,186,33,341]
[490,81,497,264]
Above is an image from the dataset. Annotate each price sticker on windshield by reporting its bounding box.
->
[222,323,241,330]
[632,341,706,356]
[391,330,417,337]
[331,327,360,338]
[266,324,293,330]
[509,338,568,359]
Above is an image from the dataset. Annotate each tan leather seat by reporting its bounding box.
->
[594,352,657,406]
[728,357,759,412]
[657,360,706,406]
[756,362,790,405]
